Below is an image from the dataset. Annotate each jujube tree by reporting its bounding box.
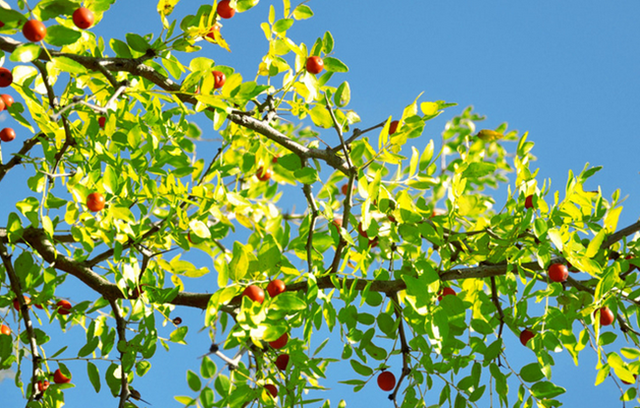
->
[0,1,639,408]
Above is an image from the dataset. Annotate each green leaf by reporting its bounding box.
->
[293,4,313,20]
[45,25,82,46]
[51,56,87,74]
[520,363,545,383]
[273,18,294,33]
[309,105,333,128]
[110,38,133,58]
[293,167,319,185]
[349,359,373,376]
[87,361,101,393]
[126,33,150,52]
[334,81,351,107]
[271,293,306,311]
[187,370,202,392]
[530,381,565,399]
[170,326,189,344]
[9,43,42,62]
[323,57,348,73]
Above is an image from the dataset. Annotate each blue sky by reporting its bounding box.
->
[1,1,639,406]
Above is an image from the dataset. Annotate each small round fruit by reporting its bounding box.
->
[519,329,535,346]
[267,279,286,298]
[86,192,105,212]
[56,299,72,315]
[13,295,31,311]
[72,7,95,29]
[217,0,236,19]
[264,384,278,398]
[37,380,49,392]
[438,287,456,301]
[98,116,106,128]
[377,371,396,391]
[53,369,71,384]
[306,56,324,75]
[1,94,14,110]
[0,21,4,29]
[23,19,47,42]
[524,195,534,210]
[269,333,288,349]
[548,264,568,283]
[0,98,4,111]
[172,317,183,325]
[212,70,226,89]
[0,128,16,142]
[0,67,13,88]
[131,285,145,299]
[206,24,221,40]
[332,216,343,229]
[256,167,272,181]
[357,222,369,238]
[275,354,289,371]
[599,306,615,326]
[341,184,350,195]
[389,120,399,135]
[0,324,10,336]
[242,285,265,304]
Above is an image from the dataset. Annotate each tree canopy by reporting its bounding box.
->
[1,1,639,407]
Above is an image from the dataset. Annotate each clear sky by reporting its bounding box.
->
[1,1,639,407]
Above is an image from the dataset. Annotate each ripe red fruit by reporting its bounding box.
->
[72,7,95,29]
[341,184,350,195]
[598,306,615,326]
[519,329,535,346]
[264,384,278,398]
[548,264,568,283]
[173,317,183,325]
[377,371,396,391]
[357,222,369,238]
[23,20,47,42]
[438,287,456,301]
[212,70,226,89]
[0,21,4,29]
[389,120,399,135]
[37,380,49,392]
[256,167,273,181]
[269,333,288,349]
[0,98,4,112]
[332,216,343,229]
[206,24,221,40]
[0,128,16,142]
[0,67,13,87]
[0,94,14,110]
[86,192,105,212]
[98,116,106,128]
[242,285,265,304]
[53,369,71,384]
[217,0,236,19]
[131,285,145,299]
[56,299,72,315]
[275,354,289,371]
[1,324,10,336]
[524,195,534,210]
[306,56,324,75]
[267,279,286,298]
[13,295,30,311]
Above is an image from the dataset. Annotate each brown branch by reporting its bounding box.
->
[108,298,129,408]
[0,36,352,176]
[0,241,43,402]
[0,133,42,183]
